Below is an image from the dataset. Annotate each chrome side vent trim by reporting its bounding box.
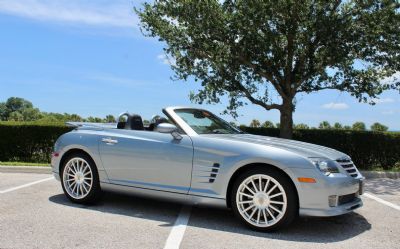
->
[209,163,220,183]
[193,163,221,183]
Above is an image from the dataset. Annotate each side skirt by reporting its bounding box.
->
[100,182,227,208]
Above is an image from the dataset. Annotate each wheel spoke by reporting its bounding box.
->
[270,201,284,205]
[262,209,267,224]
[251,180,259,192]
[82,182,88,193]
[269,204,283,214]
[242,204,255,213]
[248,207,257,219]
[244,185,256,195]
[263,179,270,192]
[266,207,276,220]
[239,192,253,198]
[266,184,277,195]
[238,200,253,205]
[256,209,261,224]
[269,192,283,199]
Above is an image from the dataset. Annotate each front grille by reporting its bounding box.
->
[338,193,357,205]
[336,158,359,178]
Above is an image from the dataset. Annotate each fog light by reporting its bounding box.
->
[329,195,338,207]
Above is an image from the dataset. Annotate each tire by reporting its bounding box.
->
[230,167,298,231]
[60,152,102,204]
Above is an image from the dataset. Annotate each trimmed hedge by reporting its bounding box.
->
[242,127,400,170]
[0,122,399,170]
[0,122,71,163]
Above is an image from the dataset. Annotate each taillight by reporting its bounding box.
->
[52,152,59,157]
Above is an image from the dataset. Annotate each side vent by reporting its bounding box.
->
[209,163,220,183]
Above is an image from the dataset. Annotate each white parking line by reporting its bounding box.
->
[364,192,400,211]
[164,205,192,249]
[0,177,54,194]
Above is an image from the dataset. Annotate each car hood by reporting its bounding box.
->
[203,133,348,160]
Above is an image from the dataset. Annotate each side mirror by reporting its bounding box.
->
[155,123,182,140]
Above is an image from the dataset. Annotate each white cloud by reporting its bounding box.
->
[0,0,138,27]
[321,102,349,110]
[372,97,395,104]
[381,71,400,85]
[157,54,176,66]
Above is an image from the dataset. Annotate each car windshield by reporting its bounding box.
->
[174,109,243,134]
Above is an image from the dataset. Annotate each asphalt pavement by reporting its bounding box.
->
[0,172,399,249]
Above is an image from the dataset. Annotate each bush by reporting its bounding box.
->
[242,127,400,170]
[0,122,399,170]
[0,122,71,163]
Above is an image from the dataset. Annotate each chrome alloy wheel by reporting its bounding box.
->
[63,157,93,199]
[236,174,287,227]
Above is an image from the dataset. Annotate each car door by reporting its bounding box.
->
[98,129,193,194]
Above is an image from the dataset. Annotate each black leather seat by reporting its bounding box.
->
[129,115,144,130]
[117,113,144,130]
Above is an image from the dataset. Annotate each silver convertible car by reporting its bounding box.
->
[51,107,364,231]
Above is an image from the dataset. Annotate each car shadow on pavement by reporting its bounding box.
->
[49,192,371,243]
[49,192,182,225]
[188,206,371,243]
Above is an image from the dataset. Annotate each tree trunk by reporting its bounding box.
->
[279,98,294,139]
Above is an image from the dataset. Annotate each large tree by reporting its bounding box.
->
[136,0,400,138]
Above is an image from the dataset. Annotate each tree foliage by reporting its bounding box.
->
[352,121,366,131]
[136,0,400,138]
[319,121,332,129]
[0,97,115,123]
[250,119,261,128]
[371,122,388,132]
[262,120,275,128]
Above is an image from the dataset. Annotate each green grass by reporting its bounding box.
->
[0,161,50,167]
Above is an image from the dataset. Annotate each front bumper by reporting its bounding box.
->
[285,168,364,217]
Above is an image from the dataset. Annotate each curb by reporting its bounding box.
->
[360,170,400,179]
[0,166,52,174]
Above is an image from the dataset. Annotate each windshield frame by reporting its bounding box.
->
[163,107,243,136]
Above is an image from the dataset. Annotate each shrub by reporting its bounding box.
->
[241,127,400,170]
[0,122,71,163]
[0,122,399,170]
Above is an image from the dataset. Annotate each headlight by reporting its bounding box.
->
[309,158,340,176]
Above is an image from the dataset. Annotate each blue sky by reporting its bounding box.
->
[0,0,399,130]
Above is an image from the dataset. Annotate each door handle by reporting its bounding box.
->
[102,138,118,144]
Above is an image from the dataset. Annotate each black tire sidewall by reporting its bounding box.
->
[60,152,102,204]
[230,167,298,231]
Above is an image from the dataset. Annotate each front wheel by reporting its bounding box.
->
[231,168,298,231]
[61,153,102,204]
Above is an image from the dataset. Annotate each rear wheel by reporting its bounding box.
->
[231,168,297,231]
[60,153,102,204]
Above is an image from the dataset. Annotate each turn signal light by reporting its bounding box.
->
[298,177,316,183]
